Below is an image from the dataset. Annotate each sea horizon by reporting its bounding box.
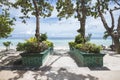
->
[0,36,112,50]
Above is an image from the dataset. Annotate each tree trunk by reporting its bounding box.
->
[33,0,40,40]
[77,19,85,39]
[112,36,120,54]
[35,15,40,40]
[77,0,86,42]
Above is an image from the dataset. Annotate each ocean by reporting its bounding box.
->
[0,37,112,49]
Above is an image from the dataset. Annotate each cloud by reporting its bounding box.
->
[12,21,35,35]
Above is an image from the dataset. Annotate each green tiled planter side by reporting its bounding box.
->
[82,54,105,67]
[69,47,105,67]
[22,56,42,66]
[69,47,84,66]
[20,48,51,67]
[50,47,54,54]
[42,48,50,63]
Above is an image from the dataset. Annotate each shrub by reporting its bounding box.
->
[16,42,25,51]
[92,45,102,53]
[68,41,76,47]
[75,34,84,44]
[39,33,47,42]
[26,37,37,43]
[24,42,48,53]
[16,36,53,53]
[75,44,83,49]
[69,34,101,54]
[17,42,48,53]
[43,40,53,47]
[73,42,102,53]
[3,41,11,51]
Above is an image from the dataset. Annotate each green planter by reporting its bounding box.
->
[69,47,105,67]
[20,47,53,67]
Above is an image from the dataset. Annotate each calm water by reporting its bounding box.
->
[0,38,112,49]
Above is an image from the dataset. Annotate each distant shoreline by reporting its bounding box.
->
[0,36,112,40]
[0,38,112,49]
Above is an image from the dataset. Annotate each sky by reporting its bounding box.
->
[1,0,120,38]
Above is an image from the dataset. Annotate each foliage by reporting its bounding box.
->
[13,0,54,23]
[39,33,48,42]
[43,40,53,47]
[75,34,84,44]
[26,37,37,43]
[56,0,74,20]
[0,14,14,38]
[103,31,110,40]
[68,41,77,48]
[56,0,95,38]
[17,41,48,53]
[56,0,94,20]
[85,34,92,42]
[0,0,16,39]
[3,41,11,51]
[12,0,54,39]
[16,42,25,51]
[74,43,102,53]
[74,44,83,49]
[16,36,53,53]
[24,42,48,53]
[93,0,120,53]
[69,34,102,54]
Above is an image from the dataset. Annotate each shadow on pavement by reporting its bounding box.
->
[89,66,110,71]
[34,68,99,80]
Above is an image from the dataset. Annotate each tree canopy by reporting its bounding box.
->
[93,0,120,53]
[56,0,95,41]
[0,0,14,39]
[13,0,54,23]
[13,0,54,39]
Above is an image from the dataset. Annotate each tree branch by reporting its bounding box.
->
[32,0,39,16]
[109,10,114,30]
[76,1,82,21]
[97,0,110,31]
[111,7,120,11]
[114,0,120,6]
[117,16,120,35]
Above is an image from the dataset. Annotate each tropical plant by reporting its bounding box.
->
[3,41,12,51]
[75,34,84,44]
[26,37,37,43]
[43,40,53,47]
[69,41,77,48]
[16,42,26,51]
[17,35,53,53]
[69,34,102,53]
[73,42,102,53]
[39,33,48,42]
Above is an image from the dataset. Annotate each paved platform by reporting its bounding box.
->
[0,49,120,80]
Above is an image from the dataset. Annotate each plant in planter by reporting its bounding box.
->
[17,33,53,66]
[69,34,105,67]
[10,0,54,67]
